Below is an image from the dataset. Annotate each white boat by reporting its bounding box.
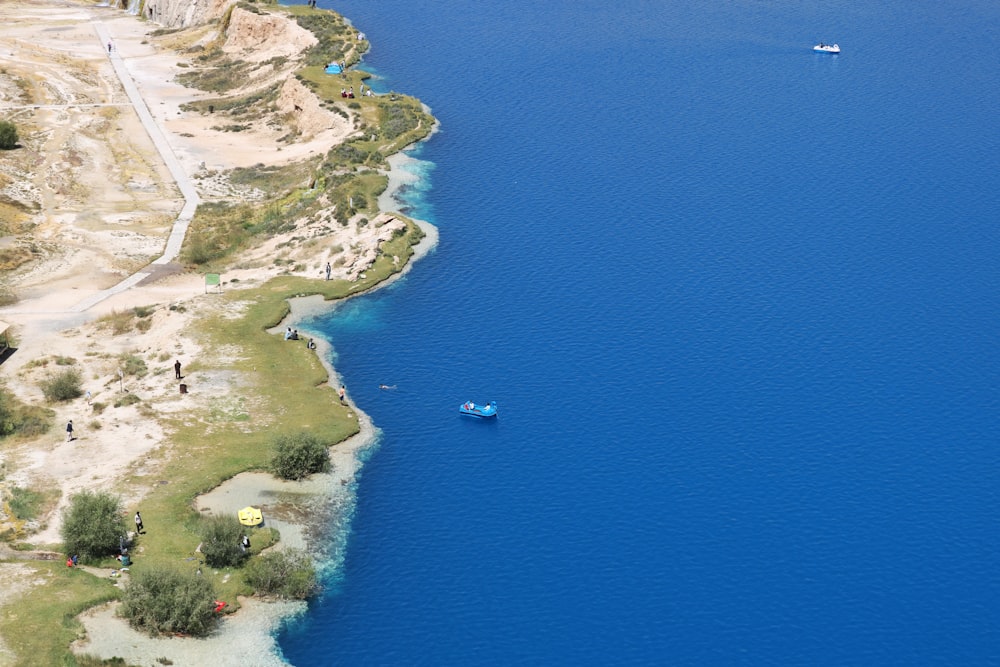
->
[813,43,840,54]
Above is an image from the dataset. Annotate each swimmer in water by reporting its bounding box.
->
[379,384,397,390]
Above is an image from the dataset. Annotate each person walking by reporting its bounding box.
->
[134,511,144,534]
[338,385,346,404]
[66,420,73,441]
[325,262,332,280]
[174,360,182,379]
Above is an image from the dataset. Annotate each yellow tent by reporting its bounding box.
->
[237,506,263,526]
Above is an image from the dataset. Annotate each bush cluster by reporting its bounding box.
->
[38,368,83,402]
[244,548,317,599]
[120,568,217,637]
[60,490,126,561]
[199,514,249,568]
[269,432,330,481]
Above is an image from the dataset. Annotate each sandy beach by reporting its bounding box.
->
[0,0,435,663]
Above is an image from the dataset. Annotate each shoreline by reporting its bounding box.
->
[0,0,439,664]
[73,37,442,667]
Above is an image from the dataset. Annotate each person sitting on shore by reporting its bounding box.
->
[284,326,293,340]
[290,329,300,340]
[308,338,317,350]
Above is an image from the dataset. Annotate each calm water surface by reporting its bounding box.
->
[278,1,1000,664]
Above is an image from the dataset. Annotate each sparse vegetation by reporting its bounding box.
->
[7,486,47,521]
[113,393,141,408]
[119,352,149,378]
[244,548,317,599]
[98,309,137,335]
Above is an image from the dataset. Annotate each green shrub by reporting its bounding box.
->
[60,490,126,561]
[120,567,218,637]
[244,548,317,599]
[199,514,248,568]
[38,368,83,402]
[0,121,18,150]
[269,432,330,480]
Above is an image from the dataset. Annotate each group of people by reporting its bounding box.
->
[340,85,375,99]
[285,326,318,350]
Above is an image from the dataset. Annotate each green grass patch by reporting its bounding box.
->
[229,159,320,197]
[7,486,50,521]
[0,561,120,667]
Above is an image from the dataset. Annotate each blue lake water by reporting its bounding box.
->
[278,1,1000,664]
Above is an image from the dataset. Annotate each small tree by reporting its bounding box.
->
[199,514,248,568]
[269,432,330,481]
[61,490,126,561]
[39,368,83,402]
[244,549,317,599]
[0,121,17,150]
[121,567,217,636]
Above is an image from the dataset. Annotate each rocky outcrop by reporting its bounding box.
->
[223,7,318,62]
[276,77,349,140]
[142,0,236,29]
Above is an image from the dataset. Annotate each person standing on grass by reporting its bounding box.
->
[135,511,144,534]
[325,262,332,280]
[339,385,346,404]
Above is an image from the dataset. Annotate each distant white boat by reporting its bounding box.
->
[813,43,841,54]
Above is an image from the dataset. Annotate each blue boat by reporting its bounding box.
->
[460,401,498,418]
